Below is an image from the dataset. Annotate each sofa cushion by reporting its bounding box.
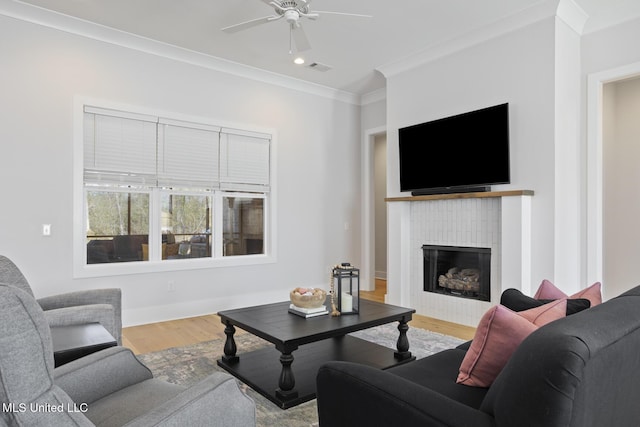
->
[457,301,566,387]
[456,340,472,351]
[84,379,184,426]
[534,280,602,306]
[387,348,489,409]
[501,288,591,315]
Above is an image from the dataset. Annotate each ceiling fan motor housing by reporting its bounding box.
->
[280,1,302,9]
[284,9,300,24]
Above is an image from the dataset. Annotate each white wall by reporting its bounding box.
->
[361,96,386,131]
[380,11,640,305]
[602,77,640,298]
[384,18,558,294]
[4,5,640,328]
[553,17,582,290]
[582,17,640,76]
[0,14,361,326]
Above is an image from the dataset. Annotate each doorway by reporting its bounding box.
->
[362,126,387,292]
[587,63,640,299]
[374,133,387,281]
[602,76,640,297]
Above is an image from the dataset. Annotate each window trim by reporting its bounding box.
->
[73,96,277,278]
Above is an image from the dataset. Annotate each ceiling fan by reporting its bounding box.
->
[221,0,372,53]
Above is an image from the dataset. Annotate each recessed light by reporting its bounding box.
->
[294,57,305,65]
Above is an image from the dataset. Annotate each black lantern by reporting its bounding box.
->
[332,263,360,314]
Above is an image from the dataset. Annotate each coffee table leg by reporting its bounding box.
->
[222,321,239,364]
[275,351,299,400]
[395,318,413,361]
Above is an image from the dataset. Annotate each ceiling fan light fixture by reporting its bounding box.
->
[294,57,305,65]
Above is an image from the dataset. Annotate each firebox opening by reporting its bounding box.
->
[422,245,491,302]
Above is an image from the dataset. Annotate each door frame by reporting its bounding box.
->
[361,126,387,291]
[586,61,640,285]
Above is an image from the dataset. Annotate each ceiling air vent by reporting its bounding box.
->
[307,62,332,72]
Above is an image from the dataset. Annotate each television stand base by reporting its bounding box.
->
[411,186,491,196]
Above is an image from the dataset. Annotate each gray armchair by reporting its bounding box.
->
[0,283,256,427]
[0,255,122,344]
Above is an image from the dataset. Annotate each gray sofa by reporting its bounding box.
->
[0,283,256,427]
[0,255,123,344]
[317,285,640,427]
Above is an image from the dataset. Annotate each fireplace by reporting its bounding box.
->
[422,245,491,302]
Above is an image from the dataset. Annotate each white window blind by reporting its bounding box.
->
[83,106,271,191]
[220,129,271,192]
[83,107,158,186]
[158,119,220,190]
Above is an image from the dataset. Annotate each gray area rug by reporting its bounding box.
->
[137,323,464,427]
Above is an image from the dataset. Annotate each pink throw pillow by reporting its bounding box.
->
[572,282,602,306]
[517,298,567,326]
[533,279,567,300]
[534,280,602,306]
[456,300,567,388]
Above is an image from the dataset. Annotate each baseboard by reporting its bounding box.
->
[122,288,302,327]
[375,271,387,280]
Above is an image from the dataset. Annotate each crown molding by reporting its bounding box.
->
[1,0,360,105]
[377,0,562,79]
[556,0,588,35]
[360,87,386,106]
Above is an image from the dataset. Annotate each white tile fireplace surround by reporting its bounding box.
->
[386,190,533,327]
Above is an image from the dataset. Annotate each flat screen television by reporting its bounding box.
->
[398,103,510,195]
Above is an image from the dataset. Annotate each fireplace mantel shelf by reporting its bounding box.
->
[385,189,533,203]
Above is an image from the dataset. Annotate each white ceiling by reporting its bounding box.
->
[14,0,640,96]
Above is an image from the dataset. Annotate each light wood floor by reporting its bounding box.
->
[122,279,476,355]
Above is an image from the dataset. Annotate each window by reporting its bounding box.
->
[77,102,273,274]
[222,194,265,256]
[161,192,212,260]
[86,190,150,263]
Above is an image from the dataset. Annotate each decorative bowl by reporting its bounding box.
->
[290,287,327,309]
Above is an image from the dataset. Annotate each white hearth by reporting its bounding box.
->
[386,191,533,327]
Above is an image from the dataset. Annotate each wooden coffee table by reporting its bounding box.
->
[217,298,415,409]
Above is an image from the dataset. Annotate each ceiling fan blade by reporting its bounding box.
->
[314,11,373,19]
[221,15,278,33]
[291,24,311,52]
[299,12,320,20]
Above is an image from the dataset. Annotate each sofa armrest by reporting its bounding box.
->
[54,346,153,404]
[317,362,494,427]
[37,288,121,312]
[123,373,256,427]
